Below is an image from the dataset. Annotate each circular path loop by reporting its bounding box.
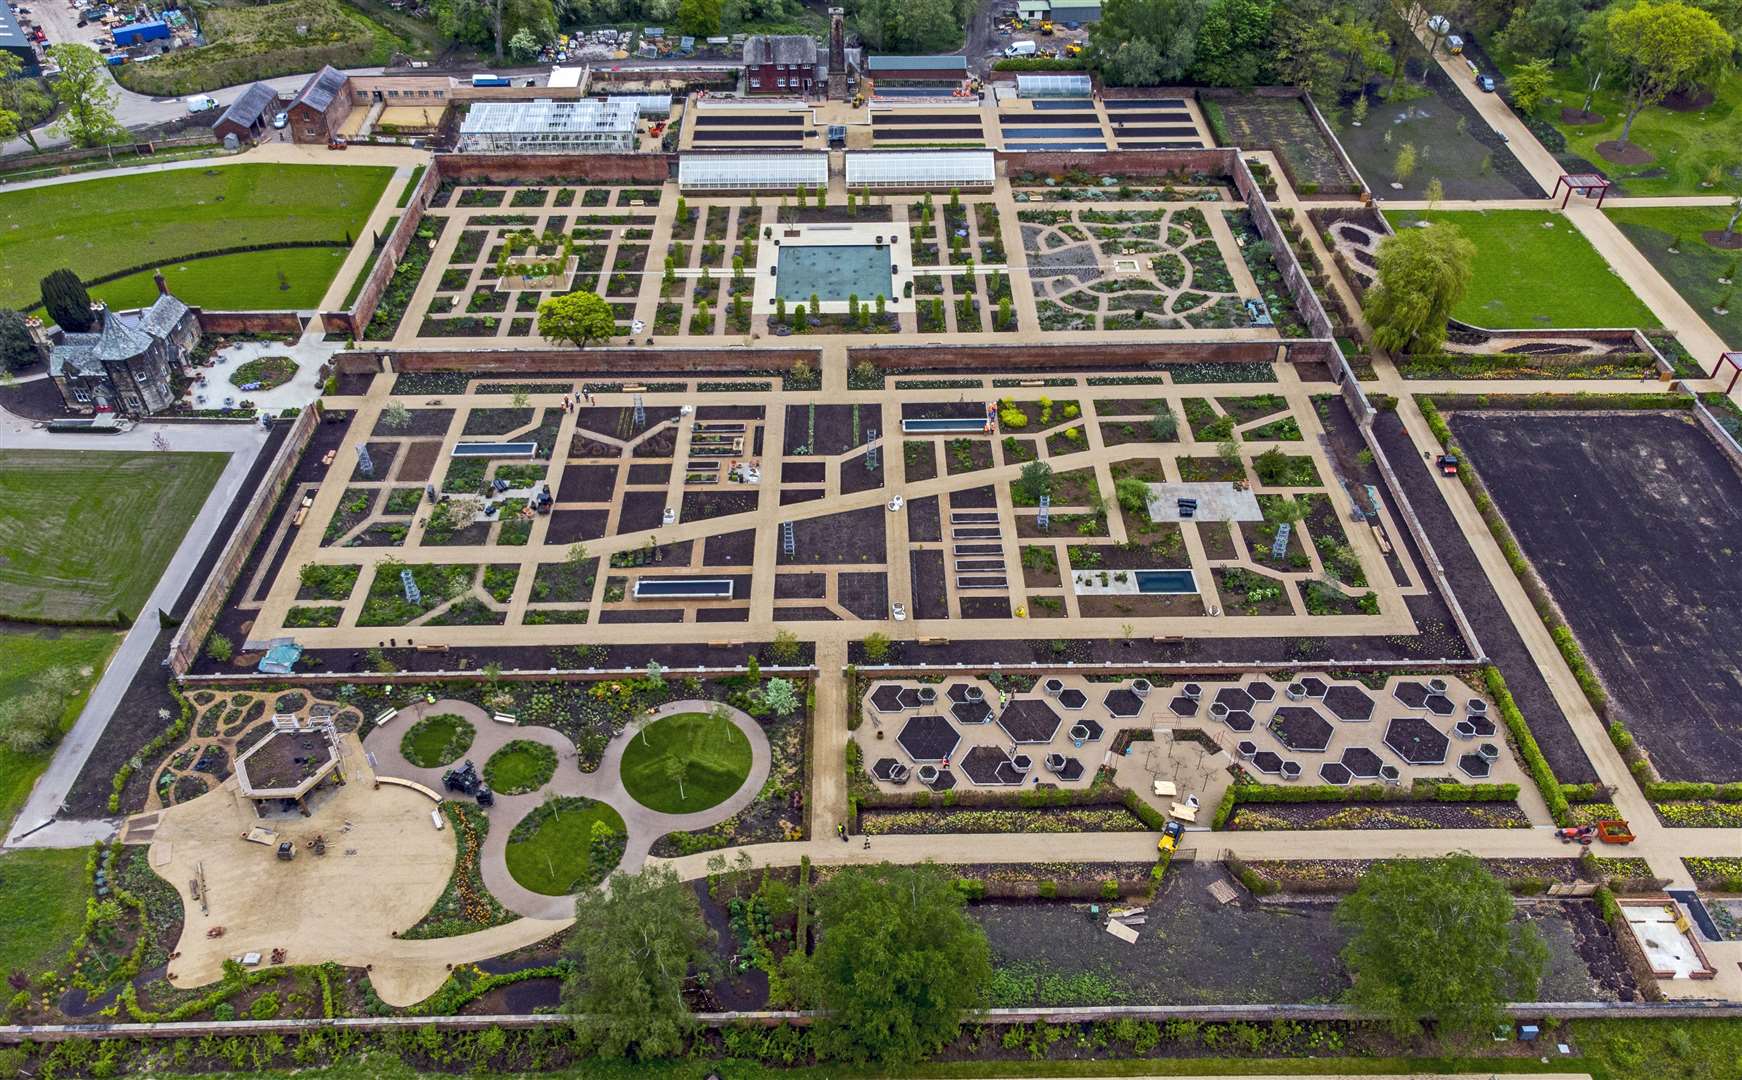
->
[364,698,770,920]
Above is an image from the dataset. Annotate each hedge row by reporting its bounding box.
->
[1483,665,1569,825]
[0,609,129,629]
[1208,773,1523,828]
[1642,780,1742,801]
[109,683,191,813]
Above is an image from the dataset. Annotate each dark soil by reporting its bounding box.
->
[703,529,756,566]
[908,496,942,542]
[775,606,839,620]
[959,596,1012,618]
[617,490,667,533]
[373,408,453,437]
[780,488,825,504]
[950,484,998,510]
[911,551,949,619]
[779,506,885,565]
[838,572,890,620]
[547,508,609,543]
[0,375,71,419]
[1560,108,1605,125]
[558,463,619,501]
[1372,411,1595,783]
[1661,87,1715,111]
[774,573,826,599]
[626,463,670,484]
[840,451,885,495]
[783,461,826,483]
[1225,800,1530,829]
[1701,229,1742,250]
[1452,411,1742,782]
[600,609,685,623]
[1596,140,1654,165]
[904,441,938,481]
[681,490,758,522]
[396,440,441,483]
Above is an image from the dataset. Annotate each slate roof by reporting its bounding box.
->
[292,66,349,113]
[217,83,278,131]
[744,35,817,66]
[134,293,191,338]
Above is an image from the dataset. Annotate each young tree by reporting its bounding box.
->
[563,864,713,1058]
[1017,459,1054,502]
[762,677,799,716]
[0,309,41,372]
[1506,57,1557,114]
[1364,223,1476,354]
[769,628,801,664]
[800,863,992,1063]
[45,44,124,151]
[1149,402,1178,440]
[508,26,541,59]
[379,400,413,431]
[537,290,616,348]
[1575,7,1618,114]
[0,689,60,754]
[862,631,892,662]
[1114,475,1152,514]
[1393,141,1418,183]
[1605,0,1733,146]
[39,269,95,332]
[1423,176,1445,210]
[1335,855,1548,1037]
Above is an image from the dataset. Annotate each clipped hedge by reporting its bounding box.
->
[992,57,1088,71]
[1483,665,1569,825]
[1642,780,1742,802]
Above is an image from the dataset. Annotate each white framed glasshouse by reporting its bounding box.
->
[844,150,996,190]
[457,100,640,153]
[1015,74,1094,98]
[677,152,829,191]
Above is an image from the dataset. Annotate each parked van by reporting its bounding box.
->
[186,94,217,113]
[1004,39,1037,57]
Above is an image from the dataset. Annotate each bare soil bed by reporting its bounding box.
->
[1452,411,1742,781]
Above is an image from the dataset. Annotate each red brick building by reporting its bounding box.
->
[743,35,820,95]
[287,65,353,144]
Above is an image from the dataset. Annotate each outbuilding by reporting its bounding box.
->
[212,83,281,146]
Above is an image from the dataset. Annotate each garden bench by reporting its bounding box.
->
[373,708,398,726]
[493,713,518,725]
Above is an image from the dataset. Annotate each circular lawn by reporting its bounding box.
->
[504,797,627,895]
[400,712,475,768]
[619,711,752,815]
[483,739,557,794]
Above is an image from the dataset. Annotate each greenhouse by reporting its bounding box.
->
[1016,74,1094,98]
[457,100,640,153]
[845,150,996,190]
[677,152,830,191]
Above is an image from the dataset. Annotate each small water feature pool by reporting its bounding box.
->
[776,244,893,302]
[1135,569,1197,594]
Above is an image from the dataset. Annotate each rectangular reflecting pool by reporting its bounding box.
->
[776,244,893,302]
[1135,569,1197,594]
[633,578,734,599]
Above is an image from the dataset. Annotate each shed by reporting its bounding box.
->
[112,19,170,46]
[865,54,968,81]
[212,82,280,146]
[1048,0,1101,20]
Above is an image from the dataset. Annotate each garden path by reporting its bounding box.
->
[365,697,770,920]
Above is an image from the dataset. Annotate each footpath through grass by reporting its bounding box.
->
[0,162,391,309]
[619,711,752,814]
[0,450,227,623]
[0,627,120,831]
[0,847,88,978]
[1606,204,1742,349]
[1385,209,1659,330]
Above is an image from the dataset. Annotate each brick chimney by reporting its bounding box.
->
[153,269,170,296]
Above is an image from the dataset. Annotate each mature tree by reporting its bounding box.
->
[1506,57,1557,113]
[677,0,723,34]
[44,44,123,150]
[1089,0,1203,84]
[563,864,713,1058]
[1335,855,1548,1037]
[852,0,963,53]
[1364,223,1475,354]
[1189,0,1276,84]
[1017,459,1054,502]
[508,27,541,59]
[1492,0,1587,63]
[40,269,95,332]
[0,54,25,147]
[800,863,992,1063]
[538,290,617,347]
[0,309,42,372]
[438,0,553,59]
[1605,0,1733,145]
[1275,9,1390,96]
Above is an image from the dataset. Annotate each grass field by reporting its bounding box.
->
[0,627,120,830]
[0,162,391,310]
[90,246,352,312]
[619,711,752,814]
[0,450,227,622]
[0,847,88,979]
[482,740,556,795]
[400,713,475,768]
[1606,205,1742,349]
[503,796,625,895]
[1385,209,1659,330]
[1511,62,1742,197]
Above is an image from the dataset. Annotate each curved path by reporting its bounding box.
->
[364,698,770,920]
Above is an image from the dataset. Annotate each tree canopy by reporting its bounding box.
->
[1335,854,1548,1037]
[800,863,992,1064]
[1363,223,1475,354]
[562,864,713,1059]
[851,0,971,53]
[1603,0,1733,144]
[0,309,41,373]
[44,45,123,150]
[40,269,96,334]
[538,290,618,348]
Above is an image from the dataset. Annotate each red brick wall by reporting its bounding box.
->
[848,341,1285,371]
[194,310,306,336]
[322,161,441,338]
[435,153,674,184]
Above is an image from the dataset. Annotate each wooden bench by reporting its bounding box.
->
[374,775,442,802]
[492,713,518,725]
[372,708,398,726]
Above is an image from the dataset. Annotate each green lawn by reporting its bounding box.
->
[0,162,392,309]
[0,627,120,831]
[482,740,556,795]
[399,713,475,769]
[0,847,88,979]
[1606,205,1742,350]
[503,796,626,896]
[1385,209,1660,330]
[0,450,228,623]
[619,711,752,814]
[90,246,352,312]
[1512,63,1742,197]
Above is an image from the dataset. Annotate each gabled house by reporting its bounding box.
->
[49,276,199,416]
[287,65,353,144]
[744,35,820,95]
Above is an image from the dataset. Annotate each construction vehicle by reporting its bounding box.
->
[1039,18,1054,34]
[1064,41,1083,57]
[276,841,296,862]
[1157,819,1185,854]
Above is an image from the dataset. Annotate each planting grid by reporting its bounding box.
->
[248,368,1425,647]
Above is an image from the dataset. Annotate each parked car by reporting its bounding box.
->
[1476,74,1496,92]
[272,110,287,128]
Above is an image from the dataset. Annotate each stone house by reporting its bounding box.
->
[48,277,200,416]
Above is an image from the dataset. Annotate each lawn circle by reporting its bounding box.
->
[619,711,753,815]
[483,739,558,795]
[399,712,476,768]
[228,355,299,391]
[503,796,627,896]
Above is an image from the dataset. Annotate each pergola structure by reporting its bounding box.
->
[1711,351,1742,395]
[1551,173,1613,209]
